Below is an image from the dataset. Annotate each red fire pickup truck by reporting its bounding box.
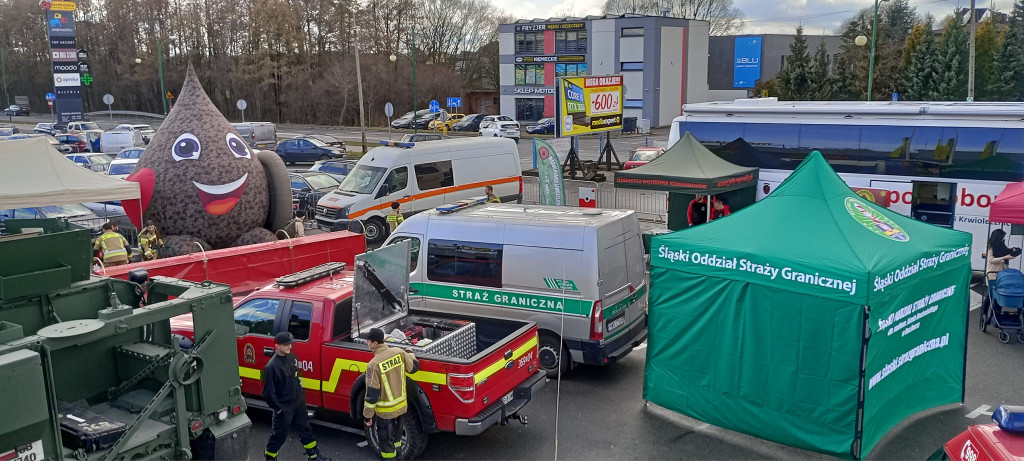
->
[172,263,545,459]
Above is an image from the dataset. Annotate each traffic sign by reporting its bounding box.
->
[892,92,899,101]
[384,102,394,118]
[45,93,55,102]
[236,99,247,110]
[446,97,462,108]
[166,91,174,99]
[102,94,113,105]
[48,101,53,107]
[80,73,92,85]
[428,100,440,113]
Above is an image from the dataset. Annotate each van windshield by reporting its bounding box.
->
[338,165,386,194]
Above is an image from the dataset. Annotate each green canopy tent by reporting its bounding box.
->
[614,132,759,230]
[644,152,972,459]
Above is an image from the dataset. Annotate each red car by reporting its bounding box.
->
[932,405,1024,460]
[56,133,88,153]
[624,147,665,169]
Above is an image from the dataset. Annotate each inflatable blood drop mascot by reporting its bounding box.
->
[123,64,292,253]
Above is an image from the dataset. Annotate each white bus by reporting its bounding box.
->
[668,98,1024,272]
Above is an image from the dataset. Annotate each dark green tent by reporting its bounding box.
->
[614,132,758,194]
[644,152,972,459]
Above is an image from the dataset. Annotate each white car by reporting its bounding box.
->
[115,124,156,144]
[481,115,515,123]
[106,158,139,179]
[480,120,521,143]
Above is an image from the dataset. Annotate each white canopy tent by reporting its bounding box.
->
[0,138,140,209]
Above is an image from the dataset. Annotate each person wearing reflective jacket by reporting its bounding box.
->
[363,328,419,459]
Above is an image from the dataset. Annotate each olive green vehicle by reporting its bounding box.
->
[0,219,249,460]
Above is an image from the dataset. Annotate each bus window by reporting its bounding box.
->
[861,125,913,161]
[954,127,1012,164]
[684,122,739,148]
[908,126,946,163]
[743,123,799,152]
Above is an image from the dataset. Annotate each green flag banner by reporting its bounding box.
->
[534,138,567,206]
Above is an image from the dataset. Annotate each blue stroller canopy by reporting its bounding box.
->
[993,269,1024,309]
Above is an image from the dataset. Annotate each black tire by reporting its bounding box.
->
[999,330,1011,343]
[359,393,429,460]
[319,154,330,161]
[258,150,294,233]
[1018,331,1024,344]
[980,297,989,332]
[538,332,571,378]
[363,217,387,243]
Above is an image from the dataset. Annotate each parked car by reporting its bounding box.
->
[0,124,19,136]
[429,113,465,130]
[100,130,145,154]
[624,147,666,170]
[115,124,156,143]
[400,133,451,142]
[480,120,521,143]
[482,115,515,124]
[308,159,356,182]
[275,138,345,164]
[0,204,104,236]
[526,118,555,135]
[390,110,433,129]
[66,152,113,172]
[107,158,139,179]
[115,147,145,160]
[64,124,102,152]
[4,133,72,154]
[231,122,278,149]
[452,113,484,132]
[66,121,102,132]
[288,171,340,216]
[4,105,29,116]
[56,133,89,153]
[293,134,346,152]
[410,112,439,130]
[34,123,57,136]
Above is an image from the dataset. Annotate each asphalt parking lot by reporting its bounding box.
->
[241,288,1024,461]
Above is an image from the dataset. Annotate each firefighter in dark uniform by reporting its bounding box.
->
[264,332,330,461]
[363,328,419,459]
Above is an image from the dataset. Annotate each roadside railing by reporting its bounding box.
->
[521,177,667,223]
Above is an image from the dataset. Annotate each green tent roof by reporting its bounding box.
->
[614,132,758,194]
[650,151,971,304]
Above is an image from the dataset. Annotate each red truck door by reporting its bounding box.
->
[233,298,284,397]
[280,299,324,407]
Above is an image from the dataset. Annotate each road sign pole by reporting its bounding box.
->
[241,108,244,123]
[158,39,167,115]
[355,43,368,155]
[108,104,112,123]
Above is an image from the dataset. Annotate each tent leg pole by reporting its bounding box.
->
[853,304,869,460]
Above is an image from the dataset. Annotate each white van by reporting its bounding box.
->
[100,130,144,154]
[315,137,522,242]
[383,201,649,377]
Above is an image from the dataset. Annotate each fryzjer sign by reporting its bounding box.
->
[514,22,585,32]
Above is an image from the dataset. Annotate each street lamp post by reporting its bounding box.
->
[135,36,175,115]
[0,46,9,107]
[865,0,889,101]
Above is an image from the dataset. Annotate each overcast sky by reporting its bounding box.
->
[496,0,996,35]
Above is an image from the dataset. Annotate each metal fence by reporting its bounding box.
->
[521,176,667,223]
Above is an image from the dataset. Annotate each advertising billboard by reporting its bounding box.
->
[43,1,83,123]
[555,75,622,137]
[733,36,762,88]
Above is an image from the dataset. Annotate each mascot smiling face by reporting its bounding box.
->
[126,65,270,249]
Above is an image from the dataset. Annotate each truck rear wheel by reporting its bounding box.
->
[539,332,570,378]
[360,398,429,459]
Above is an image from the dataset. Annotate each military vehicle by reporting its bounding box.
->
[0,219,249,460]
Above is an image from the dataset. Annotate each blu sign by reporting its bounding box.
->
[733,36,762,88]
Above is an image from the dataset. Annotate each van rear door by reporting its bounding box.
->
[596,218,640,342]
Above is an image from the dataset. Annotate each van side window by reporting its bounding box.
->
[414,161,454,191]
[426,239,502,288]
[389,236,420,271]
[383,167,409,194]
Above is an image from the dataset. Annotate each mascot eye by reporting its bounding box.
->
[226,133,251,159]
[171,133,201,161]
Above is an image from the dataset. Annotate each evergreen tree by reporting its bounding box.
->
[974,16,1002,100]
[935,12,969,100]
[776,26,812,100]
[828,54,857,100]
[901,22,928,73]
[903,23,941,100]
[808,39,832,99]
[989,2,1024,100]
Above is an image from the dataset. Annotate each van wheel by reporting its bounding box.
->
[538,333,571,378]
[363,217,387,243]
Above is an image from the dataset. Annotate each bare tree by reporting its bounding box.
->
[602,0,744,35]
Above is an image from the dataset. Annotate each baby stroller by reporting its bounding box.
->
[980,268,1024,344]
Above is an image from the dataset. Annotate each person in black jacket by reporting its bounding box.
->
[264,332,330,461]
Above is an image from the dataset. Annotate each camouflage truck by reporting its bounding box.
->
[0,219,249,460]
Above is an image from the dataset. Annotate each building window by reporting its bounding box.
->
[621,27,644,37]
[515,32,544,54]
[555,30,588,53]
[515,98,545,122]
[621,62,644,71]
[555,63,588,77]
[515,64,545,85]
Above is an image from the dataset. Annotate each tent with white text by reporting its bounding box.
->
[643,151,972,459]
